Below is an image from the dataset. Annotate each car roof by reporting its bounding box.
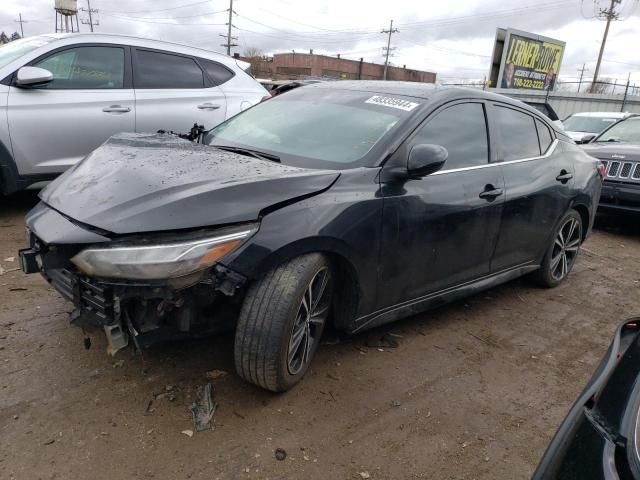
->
[571,111,628,118]
[307,80,553,124]
[35,32,231,62]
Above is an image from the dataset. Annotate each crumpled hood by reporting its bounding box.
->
[40,133,340,234]
[582,143,640,162]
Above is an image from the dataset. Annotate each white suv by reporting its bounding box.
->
[0,33,268,194]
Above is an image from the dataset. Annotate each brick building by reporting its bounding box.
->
[242,51,437,83]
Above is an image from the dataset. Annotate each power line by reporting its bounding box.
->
[100,0,213,15]
[105,9,227,21]
[381,19,399,81]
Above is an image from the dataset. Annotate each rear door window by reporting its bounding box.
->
[410,102,489,170]
[495,106,541,160]
[34,46,125,89]
[134,49,204,89]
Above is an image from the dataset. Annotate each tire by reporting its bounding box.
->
[234,253,333,392]
[532,209,583,288]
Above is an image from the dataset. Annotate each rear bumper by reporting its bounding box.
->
[598,181,640,213]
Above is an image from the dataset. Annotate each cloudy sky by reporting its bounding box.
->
[2,0,640,85]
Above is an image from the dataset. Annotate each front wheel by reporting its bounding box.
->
[234,253,333,392]
[533,210,583,288]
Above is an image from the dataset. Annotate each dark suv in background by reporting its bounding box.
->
[583,114,640,214]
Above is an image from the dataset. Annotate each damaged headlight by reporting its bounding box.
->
[71,224,257,280]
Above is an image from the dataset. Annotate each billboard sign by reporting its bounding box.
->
[489,28,565,91]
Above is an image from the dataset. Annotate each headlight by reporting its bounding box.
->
[71,224,257,280]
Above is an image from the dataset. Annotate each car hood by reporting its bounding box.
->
[565,130,589,141]
[581,143,640,161]
[40,133,340,234]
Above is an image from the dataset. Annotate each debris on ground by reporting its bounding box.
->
[181,429,194,438]
[359,472,371,479]
[3,256,15,262]
[275,448,287,461]
[188,383,216,432]
[0,267,19,275]
[154,385,177,402]
[205,369,228,379]
[112,360,124,368]
[365,333,401,349]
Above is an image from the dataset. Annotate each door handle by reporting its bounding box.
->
[479,186,503,200]
[102,105,131,113]
[556,171,573,183]
[197,103,221,110]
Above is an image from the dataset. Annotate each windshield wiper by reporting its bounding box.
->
[214,145,280,163]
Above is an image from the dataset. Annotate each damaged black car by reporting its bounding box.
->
[20,81,603,392]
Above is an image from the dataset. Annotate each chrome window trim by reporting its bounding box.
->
[431,139,559,175]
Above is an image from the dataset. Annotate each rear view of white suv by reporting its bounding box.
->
[0,33,268,194]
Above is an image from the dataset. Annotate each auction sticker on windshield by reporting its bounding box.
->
[365,95,420,112]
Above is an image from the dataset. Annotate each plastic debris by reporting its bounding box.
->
[181,429,194,438]
[365,332,401,349]
[189,383,216,432]
[205,369,228,379]
[359,472,371,479]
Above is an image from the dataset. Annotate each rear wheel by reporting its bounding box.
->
[234,253,333,392]
[533,209,583,288]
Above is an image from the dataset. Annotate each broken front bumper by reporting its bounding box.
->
[20,244,246,355]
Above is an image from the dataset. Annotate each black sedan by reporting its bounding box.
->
[20,81,603,392]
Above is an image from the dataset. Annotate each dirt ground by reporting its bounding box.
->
[1,191,639,480]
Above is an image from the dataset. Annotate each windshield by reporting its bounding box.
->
[0,36,56,70]
[595,117,640,143]
[563,115,620,134]
[206,87,420,169]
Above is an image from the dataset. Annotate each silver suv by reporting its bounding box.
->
[0,33,268,194]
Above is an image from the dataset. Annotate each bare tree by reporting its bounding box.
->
[242,47,267,78]
[243,47,263,59]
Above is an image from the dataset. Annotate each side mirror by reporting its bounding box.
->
[16,67,53,87]
[576,134,596,144]
[407,144,448,177]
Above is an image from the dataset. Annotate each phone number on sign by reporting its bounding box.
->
[513,78,545,89]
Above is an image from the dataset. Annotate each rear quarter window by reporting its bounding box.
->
[199,58,234,86]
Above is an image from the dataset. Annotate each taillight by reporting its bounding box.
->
[597,163,606,178]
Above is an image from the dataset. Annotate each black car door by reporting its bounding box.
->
[377,101,505,310]
[489,103,574,271]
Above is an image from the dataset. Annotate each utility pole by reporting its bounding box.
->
[590,0,622,93]
[577,63,589,92]
[621,72,631,112]
[381,19,398,80]
[220,0,238,56]
[80,0,99,32]
[15,13,27,37]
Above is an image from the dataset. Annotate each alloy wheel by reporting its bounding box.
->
[287,266,332,375]
[550,217,582,281]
